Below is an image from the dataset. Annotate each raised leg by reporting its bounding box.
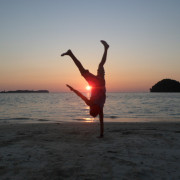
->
[61,49,85,75]
[97,41,109,77]
[99,40,109,67]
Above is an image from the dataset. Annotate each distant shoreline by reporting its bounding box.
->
[0,90,49,93]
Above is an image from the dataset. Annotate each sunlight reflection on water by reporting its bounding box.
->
[82,117,95,122]
[0,92,180,123]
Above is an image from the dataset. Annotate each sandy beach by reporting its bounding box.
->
[0,122,180,180]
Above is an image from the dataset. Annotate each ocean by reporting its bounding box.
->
[0,92,180,123]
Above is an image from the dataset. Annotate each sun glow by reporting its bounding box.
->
[86,85,92,91]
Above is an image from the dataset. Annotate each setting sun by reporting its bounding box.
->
[86,85,92,91]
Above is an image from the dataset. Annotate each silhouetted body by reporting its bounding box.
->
[61,40,109,137]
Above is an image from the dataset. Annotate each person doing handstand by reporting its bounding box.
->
[61,40,109,137]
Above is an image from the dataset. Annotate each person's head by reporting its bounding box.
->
[89,104,100,117]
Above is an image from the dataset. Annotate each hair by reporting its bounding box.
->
[89,104,100,117]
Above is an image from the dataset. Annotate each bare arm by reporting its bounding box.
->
[66,84,91,106]
[99,108,104,137]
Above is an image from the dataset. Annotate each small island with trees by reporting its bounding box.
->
[150,79,180,92]
[0,90,49,93]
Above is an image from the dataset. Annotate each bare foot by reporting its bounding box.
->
[101,40,109,49]
[61,49,72,56]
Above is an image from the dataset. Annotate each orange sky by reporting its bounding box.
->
[0,1,180,92]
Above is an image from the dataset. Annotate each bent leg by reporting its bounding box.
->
[99,40,109,67]
[61,49,86,75]
[97,41,109,77]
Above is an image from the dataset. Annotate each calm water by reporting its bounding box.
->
[0,93,180,123]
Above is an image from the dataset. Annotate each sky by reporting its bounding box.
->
[0,0,180,92]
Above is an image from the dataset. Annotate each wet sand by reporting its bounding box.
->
[0,122,180,180]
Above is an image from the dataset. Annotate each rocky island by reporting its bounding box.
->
[0,90,49,93]
[150,79,180,92]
